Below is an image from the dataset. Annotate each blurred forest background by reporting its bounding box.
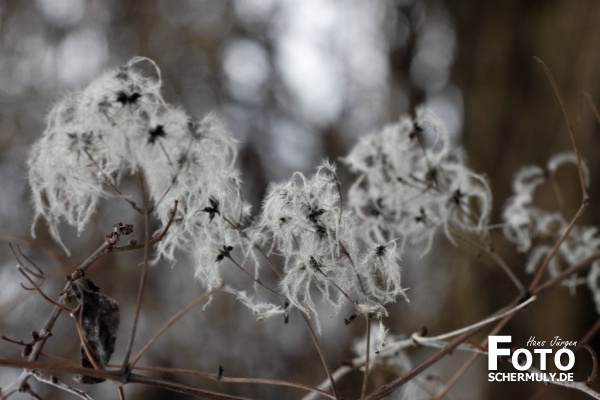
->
[1,0,600,399]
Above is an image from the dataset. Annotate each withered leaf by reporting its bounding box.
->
[69,278,119,384]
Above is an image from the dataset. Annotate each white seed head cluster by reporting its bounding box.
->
[502,153,600,311]
[258,162,407,324]
[343,107,492,255]
[28,57,244,260]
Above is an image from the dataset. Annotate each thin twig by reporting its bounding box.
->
[340,243,367,298]
[528,366,600,399]
[33,371,95,400]
[364,326,481,400]
[528,58,590,291]
[10,244,72,312]
[435,250,600,397]
[226,255,282,298]
[412,295,536,345]
[583,344,598,385]
[118,385,126,400]
[452,232,526,295]
[0,358,253,400]
[300,312,339,400]
[528,185,588,293]
[308,297,533,398]
[584,92,600,126]
[434,250,600,398]
[360,316,371,400]
[0,358,115,384]
[83,148,144,214]
[222,214,282,279]
[433,350,476,400]
[132,364,335,399]
[578,318,600,349]
[26,230,127,358]
[125,373,255,400]
[112,200,179,252]
[431,314,513,400]
[129,285,224,368]
[73,313,102,371]
[364,293,530,400]
[120,176,152,374]
[533,57,589,201]
[3,223,136,396]
[533,251,600,295]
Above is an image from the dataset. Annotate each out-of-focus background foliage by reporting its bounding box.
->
[1,1,600,399]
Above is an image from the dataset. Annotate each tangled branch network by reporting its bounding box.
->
[22,56,600,398]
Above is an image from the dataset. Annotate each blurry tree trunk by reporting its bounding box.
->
[446,2,600,398]
[448,0,600,218]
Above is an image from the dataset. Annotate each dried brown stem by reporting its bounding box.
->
[584,344,598,385]
[528,58,590,291]
[120,176,152,374]
[364,324,483,400]
[360,316,371,400]
[10,244,72,312]
[129,285,224,368]
[113,200,179,252]
[83,148,144,214]
[73,313,102,371]
[25,231,125,362]
[300,312,339,400]
[33,370,94,400]
[533,251,600,295]
[533,57,589,201]
[578,318,600,349]
[528,186,588,293]
[226,255,282,299]
[435,251,600,397]
[431,305,516,400]
[3,222,135,396]
[0,358,253,400]
[585,92,600,126]
[132,365,336,399]
[222,214,282,279]
[433,249,600,397]
[309,290,536,399]
[452,231,526,295]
